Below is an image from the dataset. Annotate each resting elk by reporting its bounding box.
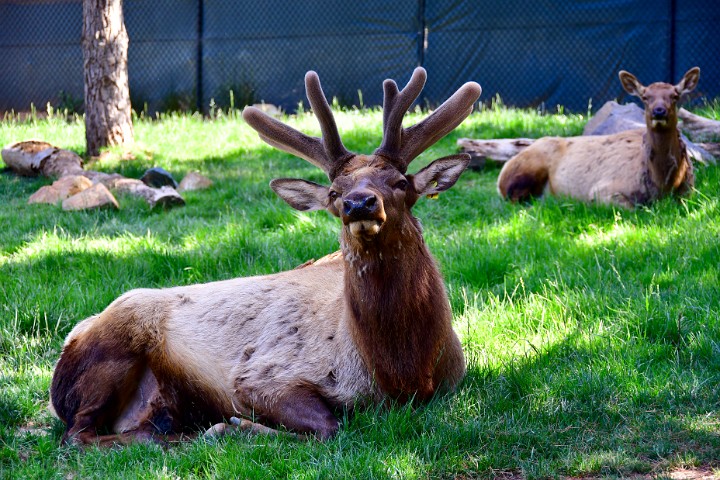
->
[49,68,482,446]
[497,67,700,207]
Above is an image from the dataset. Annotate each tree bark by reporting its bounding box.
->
[82,0,134,157]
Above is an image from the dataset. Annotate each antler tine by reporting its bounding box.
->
[242,71,354,179]
[375,67,427,163]
[242,107,329,171]
[398,81,482,168]
[304,71,352,167]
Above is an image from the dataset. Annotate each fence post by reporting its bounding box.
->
[196,0,204,113]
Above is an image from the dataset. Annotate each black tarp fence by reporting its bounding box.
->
[0,0,718,114]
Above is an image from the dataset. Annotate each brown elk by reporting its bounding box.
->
[497,67,700,207]
[49,68,482,446]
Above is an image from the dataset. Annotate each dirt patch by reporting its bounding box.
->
[665,468,719,480]
[566,467,718,480]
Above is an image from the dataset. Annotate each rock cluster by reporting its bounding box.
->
[2,140,213,211]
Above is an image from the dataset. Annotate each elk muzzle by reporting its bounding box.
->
[341,191,386,238]
[650,104,671,128]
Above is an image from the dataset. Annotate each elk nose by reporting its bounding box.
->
[343,194,378,217]
[652,106,667,118]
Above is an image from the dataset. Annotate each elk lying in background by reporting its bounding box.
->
[49,68,482,446]
[497,67,700,207]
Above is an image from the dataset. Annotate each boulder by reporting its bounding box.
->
[178,171,213,192]
[28,186,62,205]
[141,167,178,188]
[52,175,93,198]
[81,170,126,189]
[62,183,119,211]
[583,101,644,136]
[28,175,93,204]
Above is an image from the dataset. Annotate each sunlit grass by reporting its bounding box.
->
[1,104,719,479]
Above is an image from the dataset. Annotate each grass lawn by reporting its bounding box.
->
[1,101,719,479]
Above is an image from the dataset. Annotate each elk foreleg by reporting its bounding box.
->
[211,384,340,440]
[205,416,288,438]
[264,384,340,439]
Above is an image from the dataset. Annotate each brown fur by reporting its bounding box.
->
[50,68,481,445]
[497,67,700,208]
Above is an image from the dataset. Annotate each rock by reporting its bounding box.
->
[113,177,147,193]
[140,167,178,188]
[178,171,213,192]
[583,101,645,136]
[81,171,126,189]
[114,178,185,209]
[28,186,61,204]
[52,175,93,198]
[28,175,93,204]
[62,183,119,211]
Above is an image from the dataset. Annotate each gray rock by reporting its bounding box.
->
[141,167,178,188]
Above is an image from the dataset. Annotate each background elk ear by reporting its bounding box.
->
[270,178,329,211]
[675,67,700,96]
[411,154,471,197]
[618,70,645,97]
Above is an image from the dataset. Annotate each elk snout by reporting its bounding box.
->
[652,105,668,119]
[649,102,672,128]
[342,193,378,219]
[341,190,386,238]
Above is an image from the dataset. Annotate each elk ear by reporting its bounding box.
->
[676,67,700,96]
[619,70,645,97]
[411,154,470,197]
[270,178,329,211]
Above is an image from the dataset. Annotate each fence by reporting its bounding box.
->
[1,0,718,115]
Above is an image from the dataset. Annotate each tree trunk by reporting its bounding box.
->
[82,0,134,157]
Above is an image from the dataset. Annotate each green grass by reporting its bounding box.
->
[1,103,719,479]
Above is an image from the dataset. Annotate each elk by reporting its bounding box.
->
[49,68,482,446]
[497,67,700,207]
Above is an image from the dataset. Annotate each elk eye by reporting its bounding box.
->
[328,190,340,200]
[393,179,408,191]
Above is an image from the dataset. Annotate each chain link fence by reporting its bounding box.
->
[1,0,718,115]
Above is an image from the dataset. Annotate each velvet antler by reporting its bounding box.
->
[375,67,482,172]
[243,68,482,178]
[242,71,352,178]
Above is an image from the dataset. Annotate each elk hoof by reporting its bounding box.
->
[204,422,230,438]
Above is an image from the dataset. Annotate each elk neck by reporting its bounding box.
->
[339,213,452,402]
[642,113,688,193]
